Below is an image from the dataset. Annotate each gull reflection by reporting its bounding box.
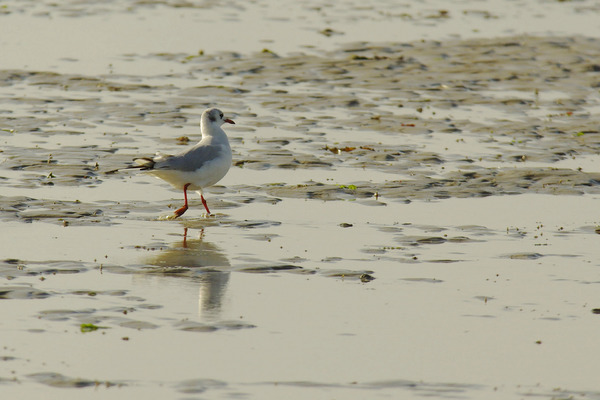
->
[146,228,230,321]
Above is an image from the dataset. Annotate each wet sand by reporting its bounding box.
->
[2,1,600,399]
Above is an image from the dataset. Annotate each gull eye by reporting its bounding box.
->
[219,112,223,119]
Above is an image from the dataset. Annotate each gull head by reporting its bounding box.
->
[203,108,235,126]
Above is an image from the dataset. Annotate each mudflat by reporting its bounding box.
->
[2,1,600,399]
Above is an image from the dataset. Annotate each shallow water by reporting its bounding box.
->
[2,0,600,399]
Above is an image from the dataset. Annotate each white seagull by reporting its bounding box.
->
[133,108,235,218]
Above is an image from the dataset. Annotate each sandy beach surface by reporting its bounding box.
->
[2,1,600,399]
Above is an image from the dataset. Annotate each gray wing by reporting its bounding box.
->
[153,144,225,172]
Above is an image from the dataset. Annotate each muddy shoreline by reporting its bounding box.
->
[2,35,600,225]
[3,28,600,400]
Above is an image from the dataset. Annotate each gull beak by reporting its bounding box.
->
[224,118,235,124]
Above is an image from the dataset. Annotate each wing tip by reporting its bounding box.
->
[133,157,156,170]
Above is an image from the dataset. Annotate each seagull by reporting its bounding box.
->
[133,108,235,218]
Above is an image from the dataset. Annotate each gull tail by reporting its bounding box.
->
[132,157,156,170]
[104,157,156,175]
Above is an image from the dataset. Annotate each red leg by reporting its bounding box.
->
[200,194,211,215]
[174,183,191,218]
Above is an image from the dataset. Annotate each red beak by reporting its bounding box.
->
[224,118,235,124]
